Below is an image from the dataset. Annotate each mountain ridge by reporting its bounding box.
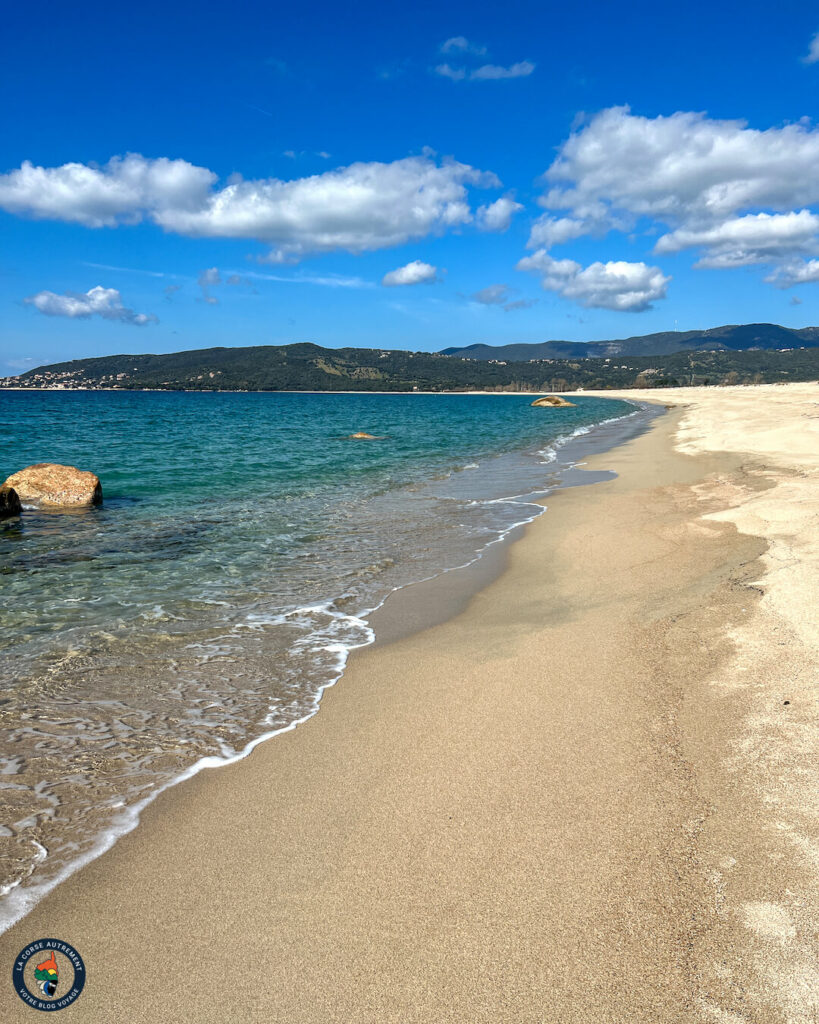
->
[439,323,819,361]
[3,328,819,393]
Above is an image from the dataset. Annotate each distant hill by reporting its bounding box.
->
[3,337,819,393]
[440,323,819,361]
[3,343,525,393]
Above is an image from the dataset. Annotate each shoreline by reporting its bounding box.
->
[1,383,817,1021]
[0,397,653,937]
[0,382,812,396]
[4,386,598,394]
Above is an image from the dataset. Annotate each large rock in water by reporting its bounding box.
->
[3,464,102,508]
[531,395,576,408]
[0,485,22,518]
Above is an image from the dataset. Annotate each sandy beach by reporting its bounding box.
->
[2,382,818,1023]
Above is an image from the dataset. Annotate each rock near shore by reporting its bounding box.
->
[0,485,22,519]
[531,395,576,408]
[3,463,103,508]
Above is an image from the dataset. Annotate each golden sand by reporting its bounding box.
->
[1,383,817,1022]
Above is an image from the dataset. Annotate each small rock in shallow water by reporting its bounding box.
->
[531,395,576,408]
[0,485,22,519]
[3,463,102,508]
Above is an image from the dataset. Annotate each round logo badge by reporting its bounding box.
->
[12,940,86,1012]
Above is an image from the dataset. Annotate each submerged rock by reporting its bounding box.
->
[0,485,22,519]
[3,463,102,508]
[531,395,576,408]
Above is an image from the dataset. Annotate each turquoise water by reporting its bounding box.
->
[0,390,636,926]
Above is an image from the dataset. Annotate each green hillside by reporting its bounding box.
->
[3,339,818,393]
[441,323,819,360]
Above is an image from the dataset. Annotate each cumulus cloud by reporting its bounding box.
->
[0,155,215,228]
[440,36,486,55]
[0,153,501,263]
[382,260,440,286]
[544,107,819,225]
[527,214,596,249]
[803,32,819,64]
[518,251,669,311]
[476,195,523,231]
[655,210,819,267]
[530,106,819,286]
[764,259,819,288]
[24,286,158,324]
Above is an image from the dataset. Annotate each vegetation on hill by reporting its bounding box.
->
[3,339,818,393]
[440,323,819,361]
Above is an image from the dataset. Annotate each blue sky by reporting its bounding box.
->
[2,0,819,374]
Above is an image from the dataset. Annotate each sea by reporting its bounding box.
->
[0,389,649,930]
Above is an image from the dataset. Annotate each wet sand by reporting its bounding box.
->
[1,383,818,1022]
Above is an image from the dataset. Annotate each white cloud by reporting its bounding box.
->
[440,36,486,55]
[803,32,819,63]
[765,259,819,288]
[434,63,466,81]
[82,261,172,278]
[240,270,374,289]
[476,195,523,231]
[0,153,501,263]
[518,251,669,311]
[533,106,819,284]
[472,284,509,305]
[435,60,535,81]
[0,155,215,228]
[24,286,158,324]
[544,107,819,226]
[470,61,535,80]
[527,214,591,249]
[382,260,440,286]
[655,210,819,267]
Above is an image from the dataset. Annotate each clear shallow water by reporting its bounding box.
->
[0,390,637,927]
